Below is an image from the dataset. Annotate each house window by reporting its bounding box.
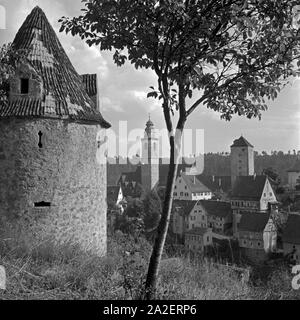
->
[269,193,272,196]
[173,192,177,196]
[264,193,266,197]
[20,78,29,94]
[258,242,261,247]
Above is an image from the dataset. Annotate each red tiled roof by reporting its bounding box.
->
[231,175,268,201]
[283,214,300,244]
[119,166,142,185]
[231,136,253,148]
[197,175,231,192]
[172,200,198,217]
[181,173,211,193]
[199,200,232,219]
[239,212,270,232]
[0,6,110,127]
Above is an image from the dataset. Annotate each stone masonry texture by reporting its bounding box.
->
[0,118,107,256]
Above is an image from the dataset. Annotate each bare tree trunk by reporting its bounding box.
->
[143,130,182,300]
[142,70,187,300]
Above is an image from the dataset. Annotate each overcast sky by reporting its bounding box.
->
[1,0,300,154]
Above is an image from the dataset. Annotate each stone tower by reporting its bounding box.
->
[141,116,159,192]
[230,136,254,188]
[0,7,111,256]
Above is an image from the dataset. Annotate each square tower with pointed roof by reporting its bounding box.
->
[230,136,254,187]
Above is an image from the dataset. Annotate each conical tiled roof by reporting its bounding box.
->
[231,136,253,148]
[0,6,110,127]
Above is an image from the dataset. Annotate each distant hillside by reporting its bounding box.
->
[107,153,299,186]
[107,158,192,186]
[202,153,299,184]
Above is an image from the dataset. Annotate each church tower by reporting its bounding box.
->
[230,136,254,188]
[141,116,159,192]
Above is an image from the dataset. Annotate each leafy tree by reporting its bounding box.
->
[115,197,145,238]
[60,0,300,299]
[276,186,285,194]
[262,167,281,185]
[115,214,145,238]
[124,197,144,218]
[277,151,284,157]
[0,43,27,102]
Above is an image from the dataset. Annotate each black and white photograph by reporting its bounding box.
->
[1,0,300,306]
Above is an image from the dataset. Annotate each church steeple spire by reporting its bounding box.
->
[145,114,155,136]
[141,115,159,191]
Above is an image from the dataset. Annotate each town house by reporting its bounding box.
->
[173,172,212,201]
[231,175,277,235]
[238,212,277,263]
[185,227,213,253]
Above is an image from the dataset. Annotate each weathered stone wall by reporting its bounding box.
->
[230,146,254,187]
[0,118,107,256]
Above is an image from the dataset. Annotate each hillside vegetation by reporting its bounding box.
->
[1,229,300,300]
[203,153,298,185]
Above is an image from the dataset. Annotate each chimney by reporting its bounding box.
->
[212,175,215,183]
[253,173,257,180]
[219,178,222,187]
[193,176,196,184]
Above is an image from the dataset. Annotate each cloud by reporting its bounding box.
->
[2,0,300,153]
[133,90,147,101]
[101,97,124,113]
